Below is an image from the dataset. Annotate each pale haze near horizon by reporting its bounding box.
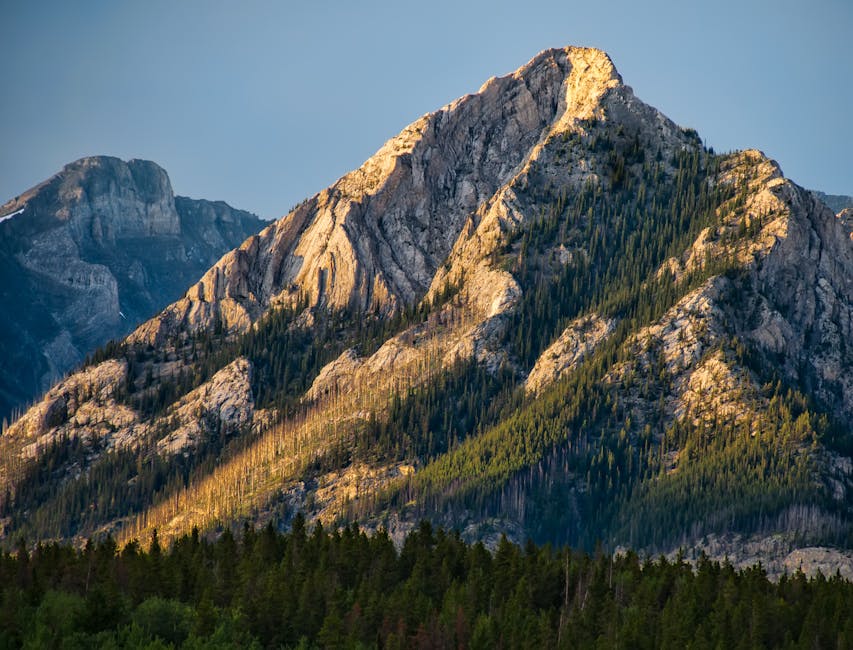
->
[1,0,850,220]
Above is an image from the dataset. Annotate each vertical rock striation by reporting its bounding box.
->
[0,156,263,423]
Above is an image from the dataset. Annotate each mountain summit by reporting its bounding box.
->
[131,47,640,342]
[3,47,852,575]
[0,156,263,423]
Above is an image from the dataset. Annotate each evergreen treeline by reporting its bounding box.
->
[7,125,849,566]
[6,284,462,543]
[400,336,838,551]
[2,521,852,649]
[503,137,728,368]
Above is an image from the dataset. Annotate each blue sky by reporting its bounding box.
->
[1,0,850,219]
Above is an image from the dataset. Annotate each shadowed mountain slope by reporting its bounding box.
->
[0,156,263,423]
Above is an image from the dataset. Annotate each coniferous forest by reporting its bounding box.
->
[3,146,850,564]
[2,42,853,649]
[1,521,852,649]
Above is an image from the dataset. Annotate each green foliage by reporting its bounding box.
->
[132,597,194,646]
[0,524,851,648]
[349,359,518,465]
[381,149,849,551]
[609,385,827,549]
[406,330,840,550]
[503,148,728,370]
[2,277,465,544]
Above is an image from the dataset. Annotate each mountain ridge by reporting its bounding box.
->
[811,190,853,215]
[129,47,643,345]
[2,48,851,575]
[0,155,263,424]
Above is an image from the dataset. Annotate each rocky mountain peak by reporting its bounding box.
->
[6,46,852,575]
[129,46,675,345]
[1,156,180,244]
[0,157,263,423]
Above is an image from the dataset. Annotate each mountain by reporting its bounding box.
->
[812,190,853,214]
[2,48,852,574]
[0,156,264,425]
[812,191,853,245]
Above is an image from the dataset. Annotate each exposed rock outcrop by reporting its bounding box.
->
[0,359,130,465]
[674,533,853,581]
[736,177,853,419]
[0,157,263,423]
[154,357,256,455]
[1,355,258,504]
[810,190,853,215]
[526,313,616,394]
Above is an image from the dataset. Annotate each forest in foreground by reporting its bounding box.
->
[1,520,851,649]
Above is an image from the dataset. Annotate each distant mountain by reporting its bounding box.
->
[0,156,263,424]
[811,190,853,214]
[3,49,852,576]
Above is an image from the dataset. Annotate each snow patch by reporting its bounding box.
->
[0,207,24,224]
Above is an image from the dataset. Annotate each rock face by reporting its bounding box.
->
[838,208,853,240]
[0,157,263,424]
[0,354,258,517]
[729,172,853,419]
[811,190,853,214]
[0,358,131,466]
[668,533,853,581]
[3,47,853,572]
[131,47,654,344]
[525,314,616,394]
[155,357,256,455]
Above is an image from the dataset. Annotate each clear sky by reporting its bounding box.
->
[1,0,850,219]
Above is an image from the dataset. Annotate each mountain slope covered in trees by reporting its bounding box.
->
[1,47,851,571]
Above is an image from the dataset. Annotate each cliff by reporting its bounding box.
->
[0,156,263,423]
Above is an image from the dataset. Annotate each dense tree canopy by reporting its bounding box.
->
[0,522,851,649]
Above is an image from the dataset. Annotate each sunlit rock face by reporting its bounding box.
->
[131,47,646,343]
[4,47,853,572]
